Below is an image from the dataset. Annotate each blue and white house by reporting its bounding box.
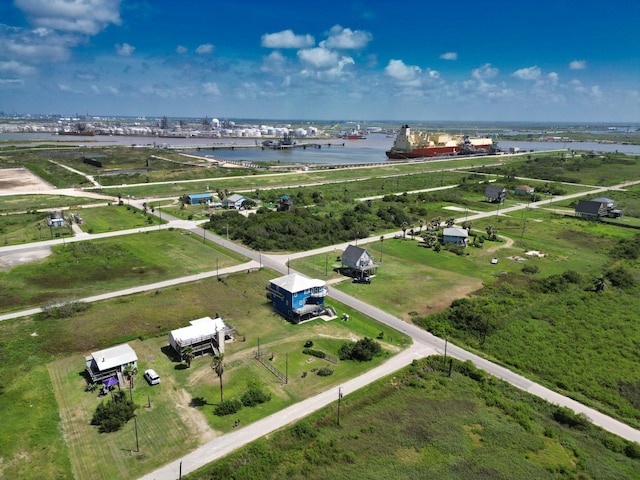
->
[266,273,328,323]
[443,227,469,247]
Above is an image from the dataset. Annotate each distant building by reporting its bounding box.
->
[575,197,623,220]
[222,194,250,209]
[276,195,294,212]
[443,227,469,247]
[46,210,65,227]
[514,185,535,196]
[485,186,507,203]
[186,193,213,205]
[266,273,328,323]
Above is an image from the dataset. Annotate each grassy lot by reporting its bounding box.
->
[0,210,73,245]
[75,204,167,233]
[0,269,410,479]
[185,356,640,480]
[0,229,245,313]
[0,194,107,214]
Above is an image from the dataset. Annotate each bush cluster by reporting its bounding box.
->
[316,366,334,377]
[338,337,381,362]
[241,388,271,407]
[91,390,136,433]
[303,348,327,359]
[214,399,242,416]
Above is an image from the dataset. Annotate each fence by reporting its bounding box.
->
[254,349,288,384]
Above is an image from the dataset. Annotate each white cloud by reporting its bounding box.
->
[261,29,314,49]
[569,60,587,70]
[440,52,457,61]
[472,63,498,80]
[176,45,187,54]
[0,78,24,86]
[115,43,134,56]
[547,72,559,85]
[321,25,372,49]
[384,59,421,83]
[202,82,221,96]
[15,0,122,35]
[196,44,214,55]
[0,60,36,75]
[512,65,541,80]
[297,47,339,69]
[260,51,287,74]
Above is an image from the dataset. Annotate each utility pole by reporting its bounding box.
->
[337,387,343,426]
[134,415,139,452]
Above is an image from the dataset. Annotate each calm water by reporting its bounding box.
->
[2,132,639,165]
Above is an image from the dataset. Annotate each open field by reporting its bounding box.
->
[0,229,245,313]
[185,356,640,480]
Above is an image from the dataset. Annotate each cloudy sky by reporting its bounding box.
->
[1,0,638,122]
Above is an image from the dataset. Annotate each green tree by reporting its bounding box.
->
[212,354,225,403]
[123,364,138,388]
[182,346,194,368]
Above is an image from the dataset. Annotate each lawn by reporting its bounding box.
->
[75,203,166,233]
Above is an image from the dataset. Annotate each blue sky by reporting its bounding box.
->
[1,0,638,122]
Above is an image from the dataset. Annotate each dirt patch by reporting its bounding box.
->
[0,246,52,270]
[0,167,53,193]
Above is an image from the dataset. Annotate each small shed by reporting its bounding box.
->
[169,316,233,358]
[186,193,213,205]
[485,186,507,203]
[85,343,138,383]
[276,195,294,212]
[443,227,469,246]
[46,210,65,227]
[341,244,377,279]
[514,185,535,196]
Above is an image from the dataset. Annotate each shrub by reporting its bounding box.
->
[521,264,539,275]
[303,348,326,359]
[91,390,136,433]
[339,337,381,362]
[214,399,242,416]
[317,366,334,376]
[304,340,314,348]
[552,406,590,430]
[241,388,271,407]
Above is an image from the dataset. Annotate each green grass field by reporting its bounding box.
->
[184,356,640,480]
[0,229,245,313]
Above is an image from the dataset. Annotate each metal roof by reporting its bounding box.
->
[169,316,227,345]
[91,344,137,372]
[269,273,326,293]
[443,227,469,237]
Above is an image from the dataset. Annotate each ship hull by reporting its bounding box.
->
[385,146,458,159]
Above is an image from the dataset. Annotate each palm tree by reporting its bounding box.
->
[418,219,424,234]
[123,364,138,388]
[182,346,194,368]
[401,222,408,239]
[379,235,384,262]
[593,276,608,293]
[211,354,225,402]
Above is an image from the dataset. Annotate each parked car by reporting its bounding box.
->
[144,369,160,385]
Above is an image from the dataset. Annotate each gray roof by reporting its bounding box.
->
[342,244,373,269]
[591,197,614,204]
[575,199,603,215]
[485,185,506,197]
[443,227,469,238]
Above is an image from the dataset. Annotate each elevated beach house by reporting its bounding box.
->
[85,343,138,383]
[443,227,469,247]
[266,273,328,323]
[485,186,507,203]
[341,244,377,280]
[575,197,623,220]
[168,316,233,359]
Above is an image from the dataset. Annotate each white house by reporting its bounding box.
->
[85,343,138,383]
[442,227,469,247]
[168,316,232,358]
